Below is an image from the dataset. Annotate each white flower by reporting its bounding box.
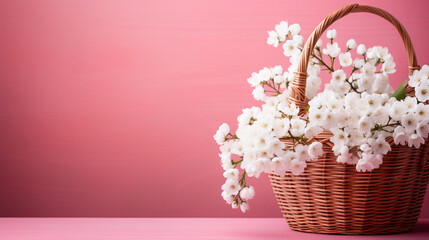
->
[356,97,370,113]
[267,30,279,47]
[417,120,429,138]
[382,59,396,74]
[252,86,266,101]
[232,141,243,156]
[420,65,429,78]
[408,70,427,88]
[222,191,234,204]
[295,144,311,161]
[325,96,342,111]
[357,44,366,55]
[293,35,304,46]
[331,129,349,146]
[308,142,323,159]
[305,125,323,139]
[363,93,382,110]
[262,98,279,115]
[255,135,270,150]
[275,21,289,41]
[283,38,300,57]
[357,75,374,92]
[331,69,347,84]
[231,201,239,209]
[290,159,306,175]
[326,29,337,40]
[362,63,376,77]
[366,47,378,59]
[268,139,285,157]
[220,140,234,155]
[243,151,257,165]
[306,76,321,99]
[290,118,306,136]
[323,112,338,130]
[373,107,389,125]
[237,109,253,127]
[223,169,239,179]
[377,47,389,60]
[247,72,261,87]
[353,58,365,69]
[356,153,383,172]
[309,108,326,126]
[240,202,249,213]
[415,103,429,121]
[367,153,383,168]
[401,114,418,133]
[222,178,240,195]
[282,102,299,116]
[360,143,370,152]
[288,23,301,36]
[272,65,283,75]
[345,92,359,107]
[240,186,255,201]
[254,115,274,131]
[369,137,391,155]
[258,67,272,81]
[403,96,417,111]
[270,157,288,177]
[346,39,357,50]
[389,101,408,121]
[373,74,389,93]
[335,110,350,127]
[394,132,409,146]
[416,82,429,102]
[308,63,321,77]
[274,75,285,84]
[220,153,233,171]
[336,146,353,164]
[339,52,353,67]
[273,118,290,137]
[393,125,406,137]
[408,134,425,148]
[323,42,341,58]
[214,123,230,144]
[254,157,271,175]
[358,116,374,134]
[284,151,299,163]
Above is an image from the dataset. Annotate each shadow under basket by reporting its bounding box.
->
[269,135,429,235]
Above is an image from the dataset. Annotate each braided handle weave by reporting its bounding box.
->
[289,3,420,112]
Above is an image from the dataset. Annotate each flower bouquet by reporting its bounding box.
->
[214,4,429,235]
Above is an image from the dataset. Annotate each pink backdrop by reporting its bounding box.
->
[0,0,428,217]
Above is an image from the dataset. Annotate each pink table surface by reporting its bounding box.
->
[0,218,428,240]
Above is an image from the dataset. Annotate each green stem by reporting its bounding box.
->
[264,81,281,95]
[239,170,246,188]
[311,54,335,72]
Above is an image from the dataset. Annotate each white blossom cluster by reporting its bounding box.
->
[214,99,324,212]
[410,65,429,102]
[214,20,429,212]
[308,31,429,172]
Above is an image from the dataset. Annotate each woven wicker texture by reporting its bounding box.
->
[270,4,429,235]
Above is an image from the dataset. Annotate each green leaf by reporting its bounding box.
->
[392,80,406,100]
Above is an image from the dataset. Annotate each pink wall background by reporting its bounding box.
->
[0,0,428,217]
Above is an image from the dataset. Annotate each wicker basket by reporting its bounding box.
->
[269,4,429,235]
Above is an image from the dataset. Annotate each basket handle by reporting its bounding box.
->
[289,3,420,112]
